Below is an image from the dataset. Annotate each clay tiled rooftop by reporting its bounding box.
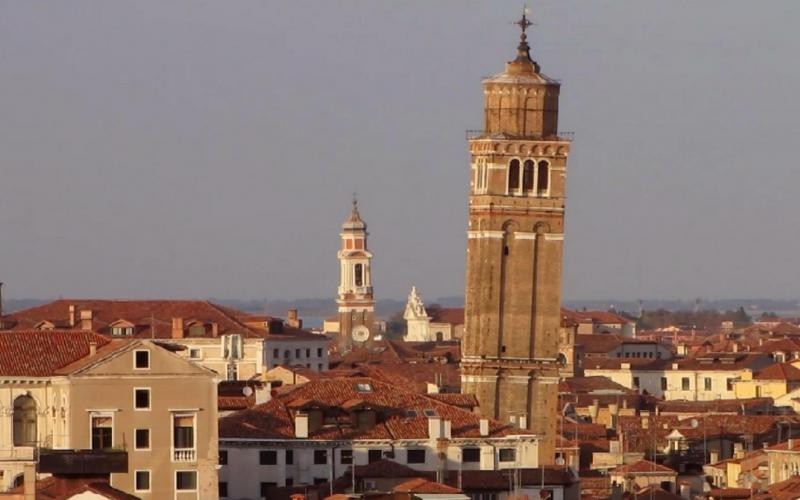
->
[429,307,464,326]
[562,308,631,325]
[0,330,111,376]
[219,376,529,441]
[611,460,676,475]
[754,363,800,381]
[394,477,461,494]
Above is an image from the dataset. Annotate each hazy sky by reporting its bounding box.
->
[2,1,799,302]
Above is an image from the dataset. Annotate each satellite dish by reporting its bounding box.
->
[690,419,699,428]
[242,386,254,397]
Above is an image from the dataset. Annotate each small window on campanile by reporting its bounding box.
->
[355,264,363,287]
[508,159,520,192]
[522,160,534,192]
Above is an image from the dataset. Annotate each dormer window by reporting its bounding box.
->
[423,409,438,417]
[112,327,133,336]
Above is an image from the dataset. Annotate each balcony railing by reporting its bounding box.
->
[173,448,196,462]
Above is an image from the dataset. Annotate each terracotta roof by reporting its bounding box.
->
[754,363,800,381]
[576,334,624,354]
[426,392,479,410]
[429,307,464,326]
[559,376,635,394]
[651,397,774,415]
[625,486,682,500]
[611,460,676,475]
[562,308,631,325]
[330,340,460,368]
[766,439,800,452]
[442,468,577,490]
[761,474,800,500]
[338,362,461,393]
[3,299,261,338]
[708,488,757,499]
[394,477,461,494]
[8,477,140,500]
[584,353,770,372]
[219,376,529,441]
[354,459,421,478]
[0,330,111,376]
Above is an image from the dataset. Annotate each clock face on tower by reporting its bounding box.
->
[351,325,370,343]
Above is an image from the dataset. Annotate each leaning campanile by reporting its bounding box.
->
[460,10,571,465]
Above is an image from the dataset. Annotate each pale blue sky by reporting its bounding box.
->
[1,1,799,301]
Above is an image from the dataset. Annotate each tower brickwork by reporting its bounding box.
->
[460,14,572,465]
[336,199,376,349]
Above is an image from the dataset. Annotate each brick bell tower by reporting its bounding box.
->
[460,10,572,465]
[336,197,377,349]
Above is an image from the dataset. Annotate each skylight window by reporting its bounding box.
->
[423,409,438,417]
[406,410,418,417]
[355,383,372,393]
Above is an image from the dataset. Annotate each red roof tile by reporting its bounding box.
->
[0,330,111,376]
[429,308,464,326]
[754,363,800,381]
[394,477,461,494]
[611,460,676,475]
[219,376,528,441]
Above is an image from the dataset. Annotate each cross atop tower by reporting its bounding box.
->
[514,5,533,35]
[509,5,540,73]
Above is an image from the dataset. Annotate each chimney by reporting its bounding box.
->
[295,412,309,438]
[211,322,219,338]
[89,342,97,357]
[479,418,489,437]
[255,381,272,405]
[79,310,93,331]
[287,308,303,329]
[171,317,184,339]
[428,416,442,440]
[68,305,76,328]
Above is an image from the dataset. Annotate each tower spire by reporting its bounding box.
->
[509,5,540,74]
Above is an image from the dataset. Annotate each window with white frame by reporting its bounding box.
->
[134,350,150,370]
[507,159,520,194]
[134,388,150,410]
[172,413,196,462]
[135,429,150,450]
[222,334,243,360]
[226,363,238,381]
[175,470,197,491]
[135,470,150,492]
[111,326,133,336]
[90,413,113,450]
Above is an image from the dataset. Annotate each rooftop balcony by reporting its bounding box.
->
[38,449,128,474]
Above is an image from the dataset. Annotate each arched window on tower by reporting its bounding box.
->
[13,395,37,447]
[522,160,535,193]
[537,160,550,196]
[354,264,363,287]
[507,159,520,194]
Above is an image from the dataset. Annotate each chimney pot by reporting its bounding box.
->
[171,317,185,339]
[68,305,76,327]
[211,322,219,338]
[295,412,309,438]
[89,342,97,357]
[79,310,93,331]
